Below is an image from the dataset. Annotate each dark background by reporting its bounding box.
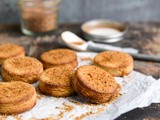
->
[0,0,160,23]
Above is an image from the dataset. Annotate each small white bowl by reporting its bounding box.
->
[81,19,127,43]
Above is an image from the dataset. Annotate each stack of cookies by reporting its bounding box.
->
[0,43,134,115]
[0,43,42,114]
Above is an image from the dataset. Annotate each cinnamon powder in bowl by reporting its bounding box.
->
[81,19,127,43]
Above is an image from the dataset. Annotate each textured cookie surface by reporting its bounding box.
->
[39,66,75,97]
[94,51,134,76]
[0,43,25,65]
[0,81,36,114]
[2,57,43,83]
[41,49,78,69]
[72,65,119,103]
[77,65,117,93]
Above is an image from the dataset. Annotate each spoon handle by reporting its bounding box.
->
[130,53,160,62]
[87,41,138,54]
[87,43,160,62]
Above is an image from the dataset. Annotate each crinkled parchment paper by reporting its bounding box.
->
[1,52,160,120]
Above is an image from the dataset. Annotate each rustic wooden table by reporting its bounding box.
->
[0,23,160,120]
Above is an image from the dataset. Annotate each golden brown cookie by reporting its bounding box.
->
[0,43,25,65]
[38,66,75,97]
[72,65,119,103]
[1,57,43,83]
[94,51,134,76]
[40,49,78,69]
[0,81,36,114]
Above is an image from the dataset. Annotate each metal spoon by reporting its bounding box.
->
[61,31,138,53]
[61,31,160,62]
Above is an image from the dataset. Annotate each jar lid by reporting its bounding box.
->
[81,19,127,43]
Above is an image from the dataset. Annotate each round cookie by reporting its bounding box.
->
[0,43,25,65]
[1,57,43,83]
[38,66,75,97]
[0,81,36,114]
[72,65,119,103]
[41,49,78,69]
[94,51,134,76]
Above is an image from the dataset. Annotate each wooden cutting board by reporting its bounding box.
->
[0,23,160,119]
[0,23,159,78]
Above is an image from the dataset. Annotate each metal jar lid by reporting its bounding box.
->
[81,19,127,43]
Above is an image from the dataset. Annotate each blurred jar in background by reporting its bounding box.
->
[18,0,61,36]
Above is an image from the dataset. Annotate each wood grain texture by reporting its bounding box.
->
[1,22,160,78]
[0,0,160,23]
[0,23,160,119]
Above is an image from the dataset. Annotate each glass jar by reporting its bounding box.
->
[18,0,61,36]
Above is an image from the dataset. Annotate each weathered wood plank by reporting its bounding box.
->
[0,23,160,78]
[0,23,160,119]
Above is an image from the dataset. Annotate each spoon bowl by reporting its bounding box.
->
[61,31,88,51]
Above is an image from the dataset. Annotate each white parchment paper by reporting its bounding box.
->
[0,52,160,120]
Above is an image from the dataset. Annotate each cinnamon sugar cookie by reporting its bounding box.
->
[94,51,134,76]
[38,66,75,97]
[72,65,119,103]
[41,49,78,69]
[0,81,36,114]
[1,57,43,83]
[0,43,25,65]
